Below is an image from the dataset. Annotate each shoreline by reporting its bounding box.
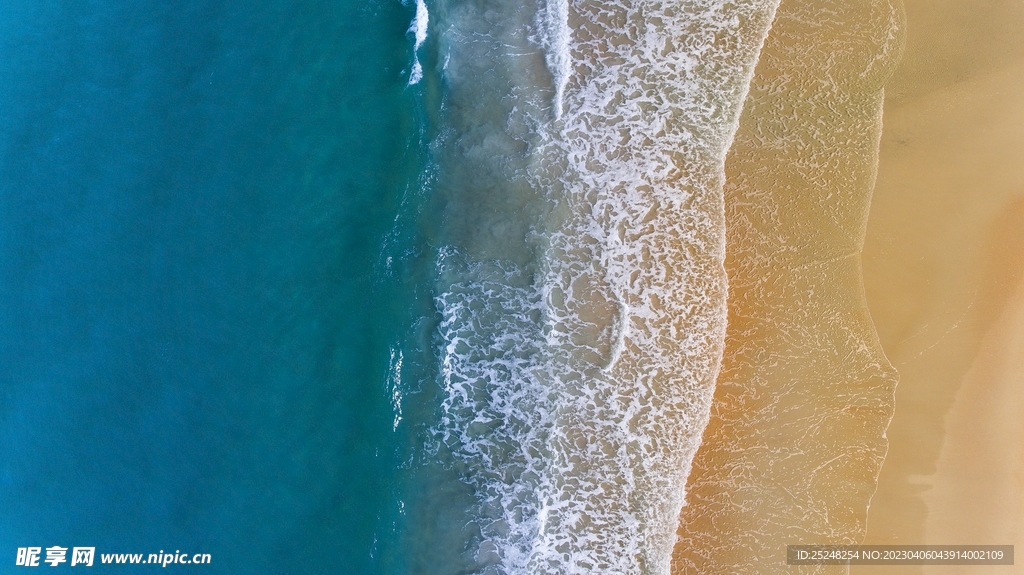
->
[671,1,902,571]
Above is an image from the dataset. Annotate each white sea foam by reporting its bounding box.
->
[537,0,571,119]
[412,0,429,50]
[388,347,404,431]
[409,60,423,85]
[408,0,429,85]
[427,0,782,573]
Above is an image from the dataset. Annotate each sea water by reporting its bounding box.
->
[1,0,793,573]
[0,0,420,572]
[394,0,782,573]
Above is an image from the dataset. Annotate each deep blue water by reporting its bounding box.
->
[0,0,425,572]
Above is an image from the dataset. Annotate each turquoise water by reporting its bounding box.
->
[1,0,781,572]
[0,0,423,572]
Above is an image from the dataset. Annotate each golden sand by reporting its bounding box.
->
[919,278,1024,575]
[856,0,1024,571]
[671,0,903,572]
[669,0,1024,571]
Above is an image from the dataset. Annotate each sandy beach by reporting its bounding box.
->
[857,0,1024,571]
[919,273,1024,575]
[671,0,902,572]
[674,0,1024,572]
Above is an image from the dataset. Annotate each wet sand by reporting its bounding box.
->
[670,0,1024,571]
[671,0,903,572]
[857,0,1024,571]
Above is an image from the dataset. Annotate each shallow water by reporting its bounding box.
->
[398,0,780,573]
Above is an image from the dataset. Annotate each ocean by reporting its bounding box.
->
[1,0,418,572]
[0,0,896,573]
